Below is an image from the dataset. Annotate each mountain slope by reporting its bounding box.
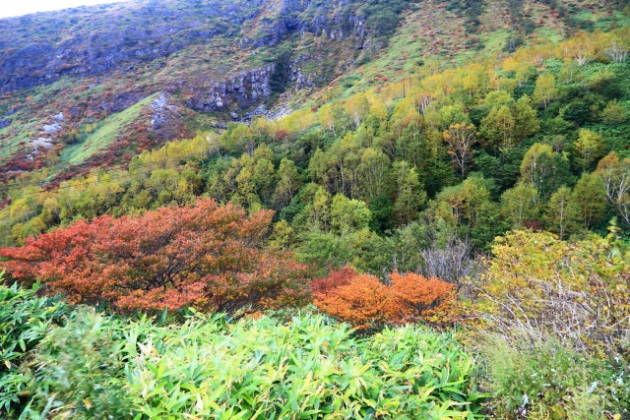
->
[0,0,379,175]
[1,0,626,178]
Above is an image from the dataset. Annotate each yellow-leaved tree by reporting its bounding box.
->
[533,73,558,109]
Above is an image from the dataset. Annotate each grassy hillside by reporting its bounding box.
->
[60,94,159,165]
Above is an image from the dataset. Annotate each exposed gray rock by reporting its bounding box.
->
[232,105,291,125]
[0,0,376,118]
[0,0,264,93]
[290,54,316,90]
[32,137,54,150]
[149,93,180,131]
[0,44,55,93]
[43,123,62,133]
[245,1,368,49]
[0,0,370,95]
[29,137,54,159]
[292,69,315,90]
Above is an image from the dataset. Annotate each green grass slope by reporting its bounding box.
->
[61,94,158,165]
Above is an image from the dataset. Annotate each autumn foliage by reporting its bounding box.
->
[311,266,356,295]
[314,268,456,330]
[0,199,309,315]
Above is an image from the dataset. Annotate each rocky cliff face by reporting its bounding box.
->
[243,0,368,48]
[186,65,275,112]
[0,0,368,96]
[185,55,318,114]
[181,0,368,113]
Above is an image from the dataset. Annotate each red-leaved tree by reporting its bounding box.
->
[0,199,309,315]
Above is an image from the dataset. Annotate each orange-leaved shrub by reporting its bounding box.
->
[315,273,392,330]
[0,199,309,315]
[311,266,356,295]
[389,272,458,324]
[314,269,456,330]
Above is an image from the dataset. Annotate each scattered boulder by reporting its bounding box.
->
[43,123,62,133]
[32,137,54,150]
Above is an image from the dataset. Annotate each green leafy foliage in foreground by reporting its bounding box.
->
[0,278,69,413]
[0,282,483,420]
[478,334,629,420]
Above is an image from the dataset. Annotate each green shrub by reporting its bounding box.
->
[363,0,412,40]
[0,277,69,415]
[19,311,135,419]
[124,313,484,419]
[478,334,630,420]
[2,285,483,419]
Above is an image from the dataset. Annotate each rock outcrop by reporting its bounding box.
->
[242,0,368,48]
[186,65,275,112]
[150,93,181,131]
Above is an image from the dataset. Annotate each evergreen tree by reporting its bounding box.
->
[391,161,427,225]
